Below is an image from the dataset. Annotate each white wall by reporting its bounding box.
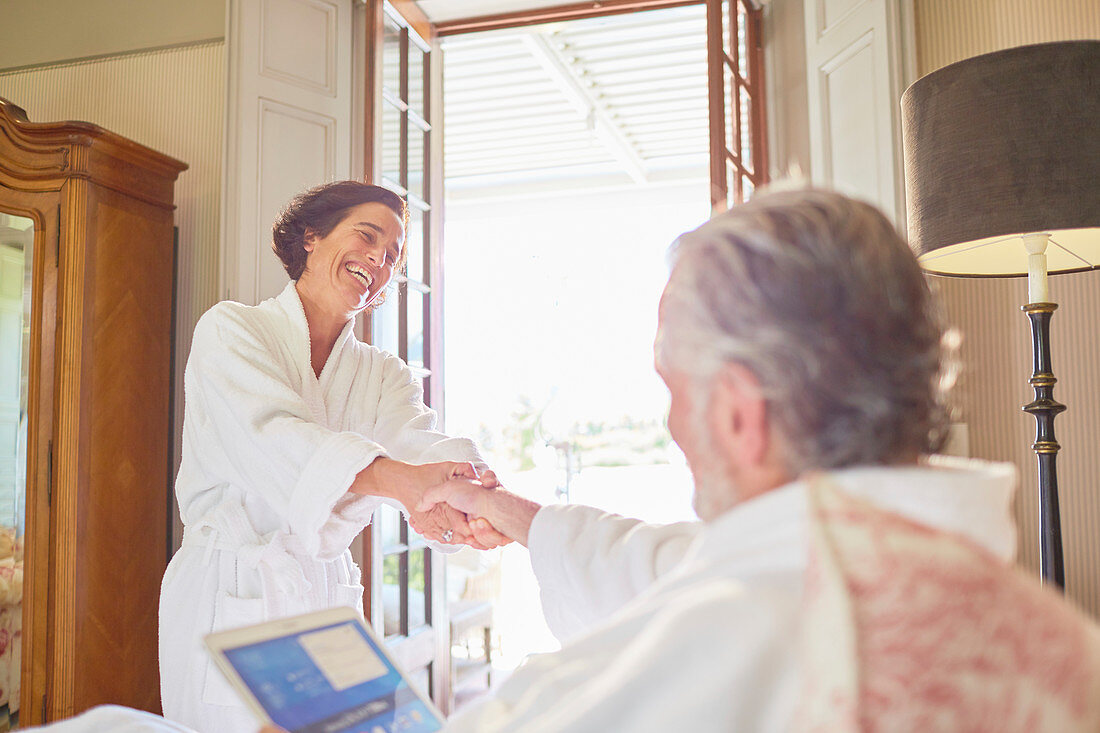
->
[0,0,225,69]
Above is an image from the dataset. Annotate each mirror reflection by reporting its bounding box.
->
[0,211,31,729]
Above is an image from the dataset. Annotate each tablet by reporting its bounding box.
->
[205,606,445,733]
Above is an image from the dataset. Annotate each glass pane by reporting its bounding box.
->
[726,160,739,209]
[407,123,426,203]
[408,548,427,630]
[724,64,736,157]
[382,102,401,187]
[383,15,401,97]
[742,174,755,201]
[382,552,402,637]
[721,0,731,58]
[737,3,749,77]
[0,213,31,713]
[406,287,425,369]
[408,43,426,118]
[378,502,402,551]
[405,206,425,285]
[370,283,400,355]
[739,85,753,171]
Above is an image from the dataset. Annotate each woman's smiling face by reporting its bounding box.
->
[299,201,406,318]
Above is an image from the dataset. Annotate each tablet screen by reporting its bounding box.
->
[220,617,444,733]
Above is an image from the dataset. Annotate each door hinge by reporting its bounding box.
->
[47,439,53,506]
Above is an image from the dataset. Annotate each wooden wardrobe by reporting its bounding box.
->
[0,97,186,724]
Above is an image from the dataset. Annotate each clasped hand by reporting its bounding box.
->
[355,457,510,550]
[404,463,511,550]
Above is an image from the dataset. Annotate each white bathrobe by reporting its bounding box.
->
[447,457,1018,732]
[159,283,481,733]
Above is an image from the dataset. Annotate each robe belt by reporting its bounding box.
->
[182,501,312,597]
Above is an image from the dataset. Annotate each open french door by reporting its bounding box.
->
[707,0,767,212]
[361,0,454,713]
[375,0,769,712]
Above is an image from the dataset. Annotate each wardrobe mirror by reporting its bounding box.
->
[0,211,31,728]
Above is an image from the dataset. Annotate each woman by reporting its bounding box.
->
[159,181,503,732]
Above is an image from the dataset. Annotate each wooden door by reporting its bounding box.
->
[361,0,453,712]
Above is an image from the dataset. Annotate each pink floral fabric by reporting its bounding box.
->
[798,475,1100,732]
[0,528,21,715]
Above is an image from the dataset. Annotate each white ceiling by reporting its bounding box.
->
[417,1,577,23]
[441,4,709,197]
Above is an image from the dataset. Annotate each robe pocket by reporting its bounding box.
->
[201,590,265,707]
[334,582,366,616]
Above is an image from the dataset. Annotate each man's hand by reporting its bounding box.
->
[417,480,542,547]
[356,458,512,548]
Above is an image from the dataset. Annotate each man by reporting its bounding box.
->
[417,188,1099,731]
[33,190,1100,731]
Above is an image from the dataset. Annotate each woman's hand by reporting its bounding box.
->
[354,458,510,548]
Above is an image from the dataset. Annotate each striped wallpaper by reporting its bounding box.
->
[915,0,1100,75]
[916,0,1100,616]
[0,41,226,549]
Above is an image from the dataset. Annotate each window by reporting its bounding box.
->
[708,0,767,209]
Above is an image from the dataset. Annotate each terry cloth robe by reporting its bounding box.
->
[159,282,482,733]
[25,706,197,733]
[447,457,1021,732]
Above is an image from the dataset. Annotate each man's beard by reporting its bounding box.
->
[689,445,734,521]
[686,377,737,521]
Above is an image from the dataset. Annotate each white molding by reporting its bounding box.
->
[222,0,352,305]
[804,0,906,227]
[260,0,340,96]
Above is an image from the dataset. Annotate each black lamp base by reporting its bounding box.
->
[1022,302,1066,590]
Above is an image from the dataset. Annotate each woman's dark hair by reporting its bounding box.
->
[271,180,409,280]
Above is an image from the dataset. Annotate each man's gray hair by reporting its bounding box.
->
[657,188,953,473]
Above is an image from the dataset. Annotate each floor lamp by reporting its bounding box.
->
[901,40,1100,590]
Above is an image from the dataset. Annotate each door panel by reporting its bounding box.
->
[223,0,353,305]
[804,0,910,227]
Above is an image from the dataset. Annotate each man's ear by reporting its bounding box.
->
[303,229,317,253]
[709,363,768,468]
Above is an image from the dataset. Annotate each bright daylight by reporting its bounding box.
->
[438,4,709,705]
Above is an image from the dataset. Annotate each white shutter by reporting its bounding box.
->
[222,0,353,304]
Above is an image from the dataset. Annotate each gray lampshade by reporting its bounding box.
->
[902,40,1100,277]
